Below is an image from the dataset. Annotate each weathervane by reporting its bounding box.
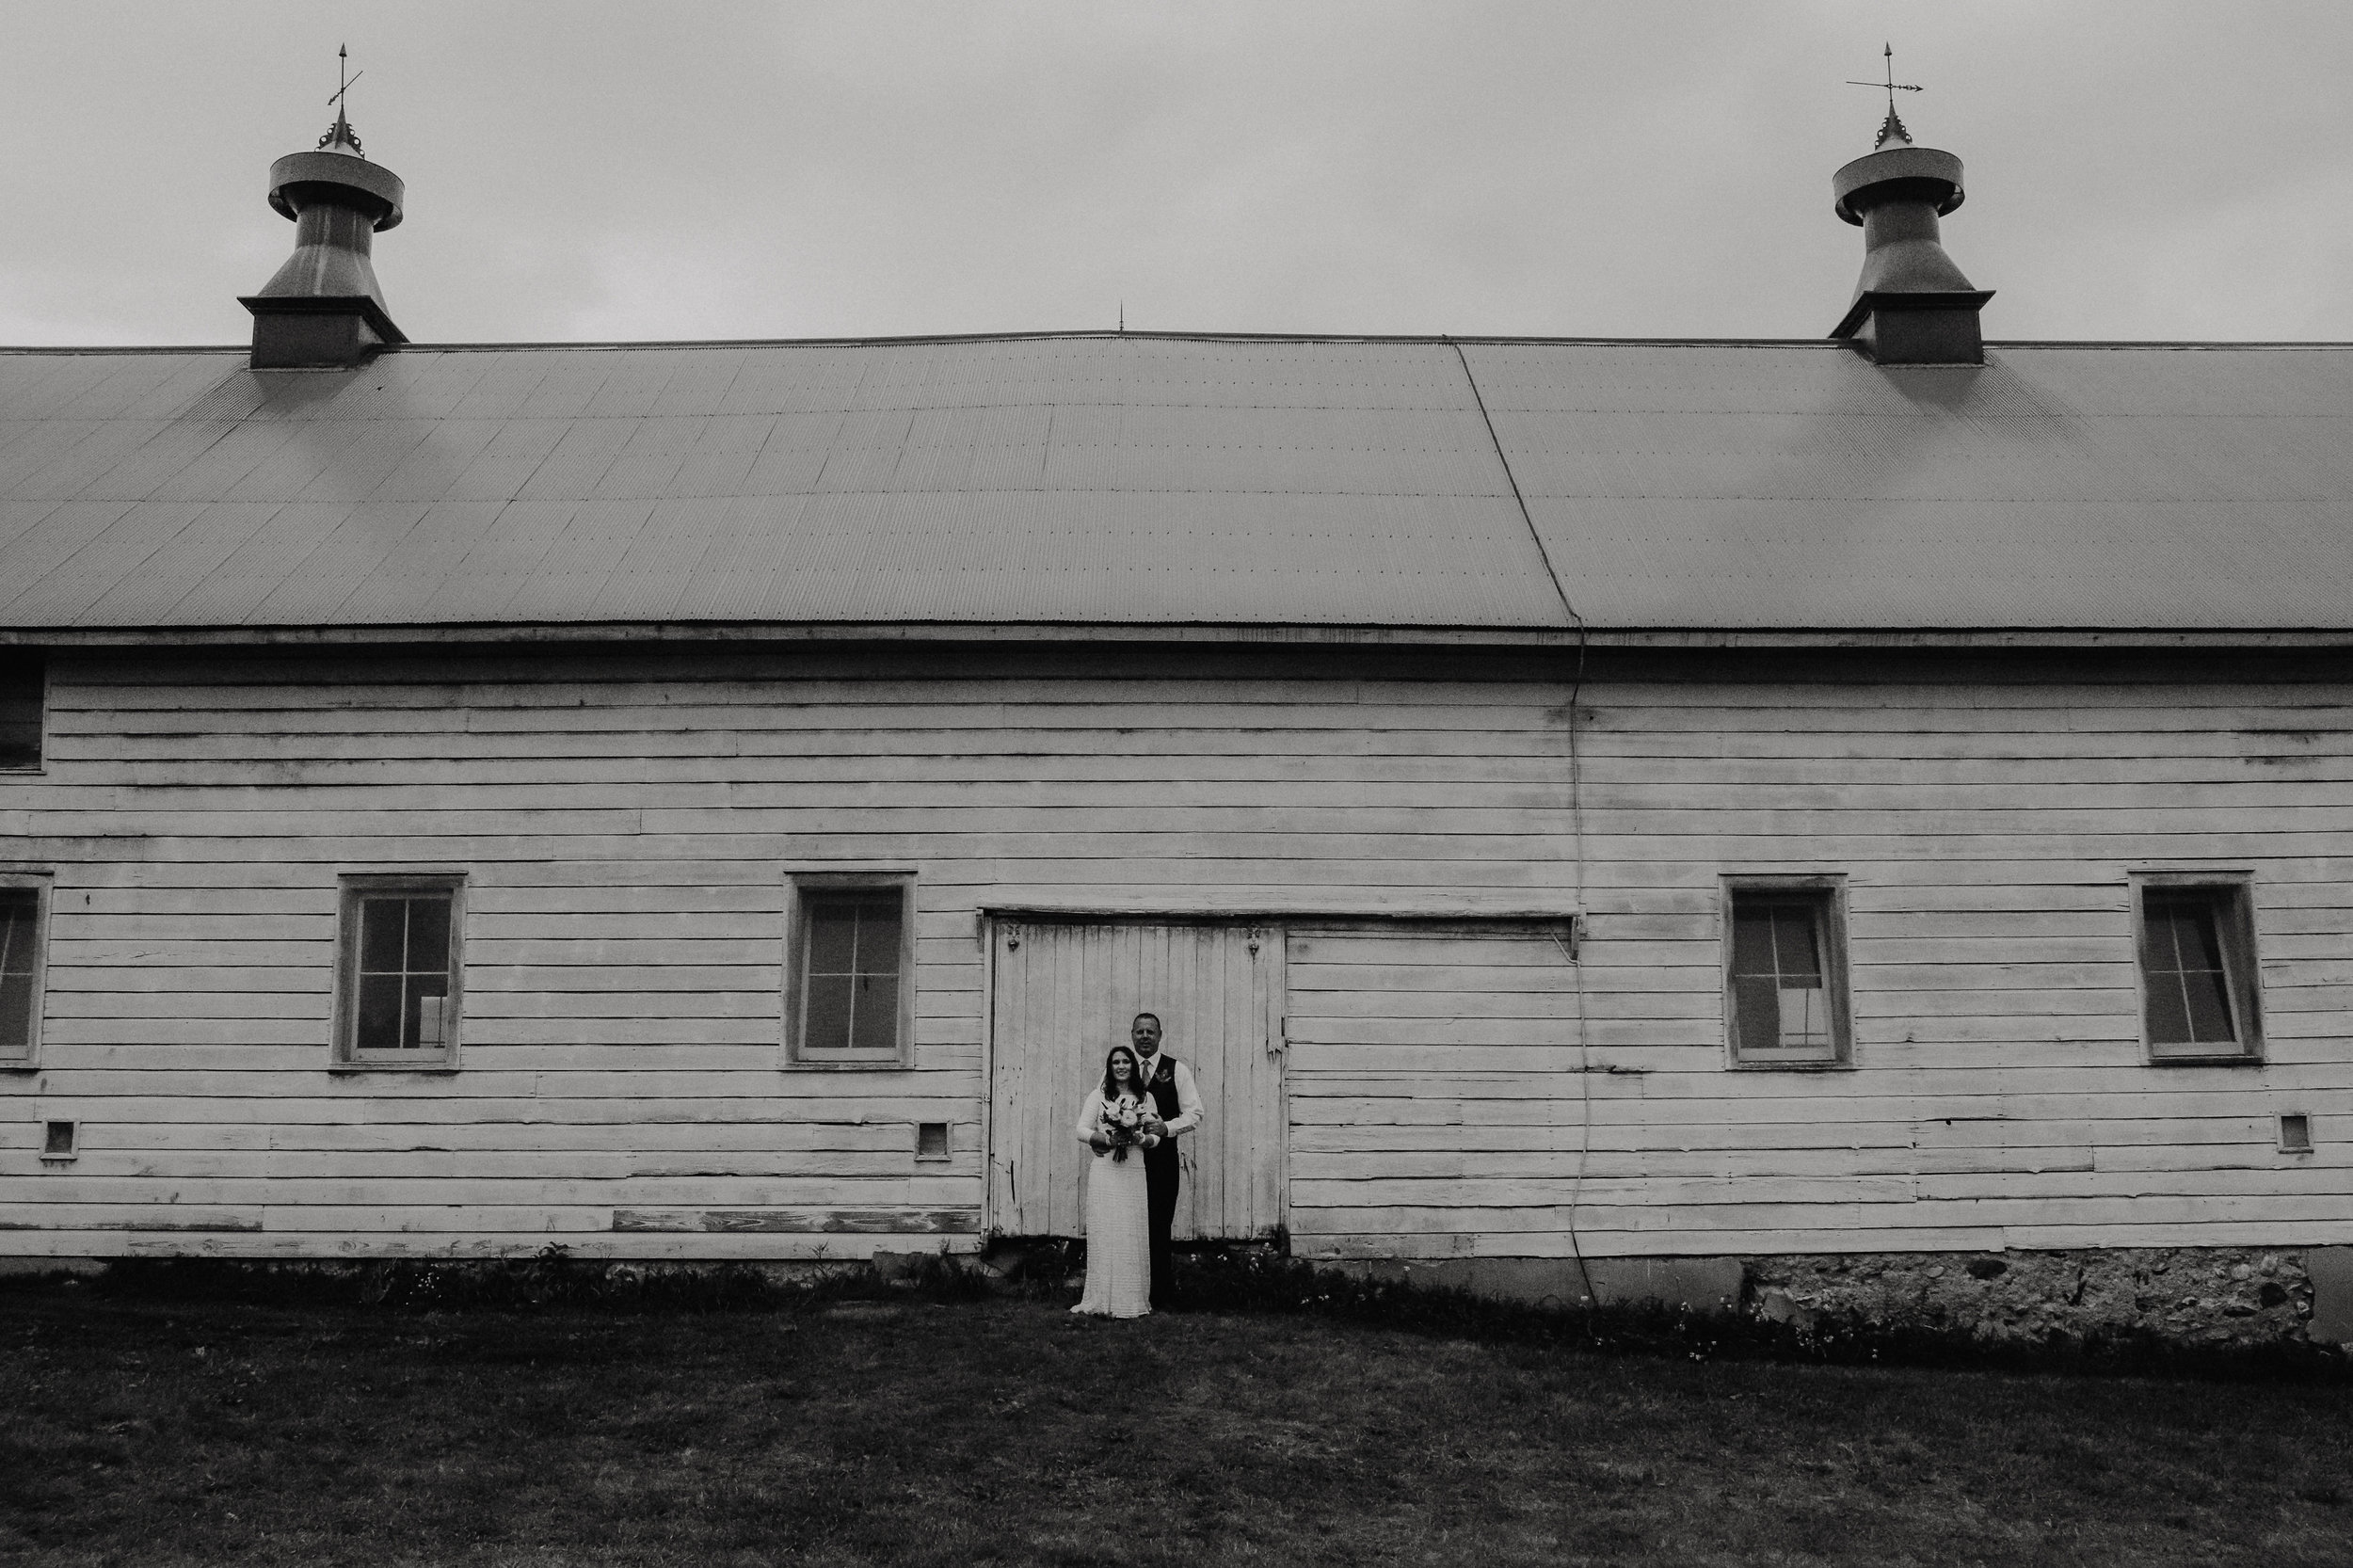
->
[1846,42,1922,148]
[319,43,365,155]
[1848,42,1923,114]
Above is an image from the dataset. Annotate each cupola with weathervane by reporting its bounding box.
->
[239,48,408,369]
[1829,47,1992,364]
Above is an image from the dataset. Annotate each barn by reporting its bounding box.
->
[3,107,2350,1336]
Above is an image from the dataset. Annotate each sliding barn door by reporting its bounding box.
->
[988,920,1286,1240]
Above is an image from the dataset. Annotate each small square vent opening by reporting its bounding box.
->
[916,1122,951,1161]
[2280,1113,2313,1153]
[41,1120,75,1159]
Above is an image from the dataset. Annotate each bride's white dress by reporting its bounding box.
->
[1071,1092,1153,1318]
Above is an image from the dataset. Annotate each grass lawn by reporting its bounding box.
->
[3,1288,2348,1567]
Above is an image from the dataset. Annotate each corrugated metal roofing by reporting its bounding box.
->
[0,334,2348,635]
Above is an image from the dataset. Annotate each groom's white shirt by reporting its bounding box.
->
[1136,1050,1204,1137]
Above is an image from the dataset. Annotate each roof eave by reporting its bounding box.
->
[6,620,2353,652]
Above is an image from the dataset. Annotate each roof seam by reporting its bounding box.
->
[1449,340,1579,632]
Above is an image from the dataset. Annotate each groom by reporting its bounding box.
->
[1128,1012,1203,1307]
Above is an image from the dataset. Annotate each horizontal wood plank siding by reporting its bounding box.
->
[2,648,2348,1258]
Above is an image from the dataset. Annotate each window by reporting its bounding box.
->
[1725,880,1850,1067]
[2134,876,2261,1063]
[787,875,912,1067]
[0,655,39,771]
[336,876,463,1067]
[0,875,50,1068]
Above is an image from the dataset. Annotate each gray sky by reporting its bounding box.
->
[2,0,2347,346]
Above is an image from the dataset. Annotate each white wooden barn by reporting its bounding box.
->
[3,111,2350,1315]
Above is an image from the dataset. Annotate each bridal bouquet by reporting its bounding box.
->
[1102,1095,1155,1162]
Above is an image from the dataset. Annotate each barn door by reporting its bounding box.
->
[988,920,1286,1240]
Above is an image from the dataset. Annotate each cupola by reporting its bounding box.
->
[1828,107,1992,364]
[239,76,407,369]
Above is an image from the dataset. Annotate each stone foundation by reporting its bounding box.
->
[1325,1247,2352,1352]
[1746,1248,2328,1350]
[1323,1256,1742,1314]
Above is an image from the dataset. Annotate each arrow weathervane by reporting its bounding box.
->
[1847,42,1923,117]
[328,43,364,113]
[319,43,366,154]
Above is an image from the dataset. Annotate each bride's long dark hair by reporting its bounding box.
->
[1099,1045,1145,1103]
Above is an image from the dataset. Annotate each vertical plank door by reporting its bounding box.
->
[988,920,1286,1240]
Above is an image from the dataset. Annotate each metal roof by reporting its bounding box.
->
[1,334,2348,638]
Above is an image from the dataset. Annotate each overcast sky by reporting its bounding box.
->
[1,1,2347,346]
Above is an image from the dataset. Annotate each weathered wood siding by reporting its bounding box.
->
[1551,678,2353,1261]
[988,920,1285,1241]
[0,647,2347,1260]
[0,648,1573,1258]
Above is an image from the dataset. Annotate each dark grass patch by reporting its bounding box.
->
[16,1244,998,1317]
[5,1291,2352,1567]
[14,1245,2348,1384]
[1163,1248,2353,1384]
[36,1249,815,1313]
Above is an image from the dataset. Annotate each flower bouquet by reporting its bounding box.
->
[1102,1094,1159,1162]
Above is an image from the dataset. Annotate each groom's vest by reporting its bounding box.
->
[1140,1054,1182,1165]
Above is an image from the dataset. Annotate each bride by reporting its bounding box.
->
[1070,1044,1164,1318]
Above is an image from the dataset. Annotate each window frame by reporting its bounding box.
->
[0,870,53,1070]
[784,872,916,1071]
[333,872,467,1072]
[0,652,43,775]
[2131,872,2263,1065]
[1721,874,1854,1071]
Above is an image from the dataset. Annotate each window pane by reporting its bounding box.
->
[2134,902,2176,975]
[405,897,452,973]
[805,904,858,975]
[1733,904,1823,984]
[2153,898,2228,972]
[2182,968,2236,1044]
[852,901,902,977]
[344,883,460,1061]
[1,885,41,1054]
[0,658,40,770]
[359,898,407,973]
[0,971,33,1055]
[2143,970,2193,1045]
[2142,896,2239,1048]
[1777,984,1832,1052]
[0,889,37,977]
[851,974,899,1053]
[1730,909,1777,976]
[1768,907,1822,982]
[1732,975,1781,1055]
[1730,892,1839,1062]
[797,890,905,1060]
[804,974,854,1050]
[356,973,406,1051]
[406,974,451,1049]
